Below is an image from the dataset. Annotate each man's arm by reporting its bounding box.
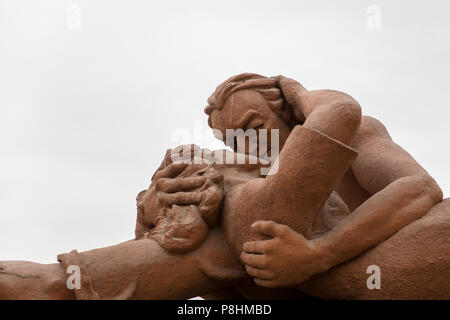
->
[316,116,443,270]
[241,78,443,288]
[237,85,364,286]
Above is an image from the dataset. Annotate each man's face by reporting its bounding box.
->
[209,89,291,156]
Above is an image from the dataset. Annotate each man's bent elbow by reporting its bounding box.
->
[415,174,443,205]
[328,98,362,145]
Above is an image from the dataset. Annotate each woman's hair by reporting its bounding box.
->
[204,73,293,128]
[136,145,225,254]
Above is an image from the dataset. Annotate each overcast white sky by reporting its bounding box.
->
[0,0,449,263]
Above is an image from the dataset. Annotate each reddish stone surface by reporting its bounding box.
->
[0,74,447,299]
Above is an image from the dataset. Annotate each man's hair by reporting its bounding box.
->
[204,73,293,128]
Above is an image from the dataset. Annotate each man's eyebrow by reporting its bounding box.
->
[235,110,259,130]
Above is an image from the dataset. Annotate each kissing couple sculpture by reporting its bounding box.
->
[1,73,449,300]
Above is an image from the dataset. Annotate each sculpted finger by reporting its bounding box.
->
[153,163,188,181]
[251,220,288,239]
[240,252,269,269]
[157,191,202,207]
[245,265,274,280]
[158,176,206,193]
[275,74,287,84]
[243,240,270,254]
[254,278,279,288]
[273,74,289,82]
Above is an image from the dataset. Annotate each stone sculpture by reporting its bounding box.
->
[0,73,448,300]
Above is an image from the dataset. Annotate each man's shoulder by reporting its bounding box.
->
[356,115,392,143]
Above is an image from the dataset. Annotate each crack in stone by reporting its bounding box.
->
[0,271,40,279]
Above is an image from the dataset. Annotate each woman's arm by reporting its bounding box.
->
[0,229,241,300]
[240,78,442,288]
[0,261,75,299]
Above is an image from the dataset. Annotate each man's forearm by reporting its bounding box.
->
[315,175,443,271]
[276,77,361,143]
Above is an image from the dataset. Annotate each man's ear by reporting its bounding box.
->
[232,109,260,130]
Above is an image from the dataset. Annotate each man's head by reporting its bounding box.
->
[204,73,296,154]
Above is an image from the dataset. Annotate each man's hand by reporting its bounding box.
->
[241,220,330,288]
[274,75,308,123]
